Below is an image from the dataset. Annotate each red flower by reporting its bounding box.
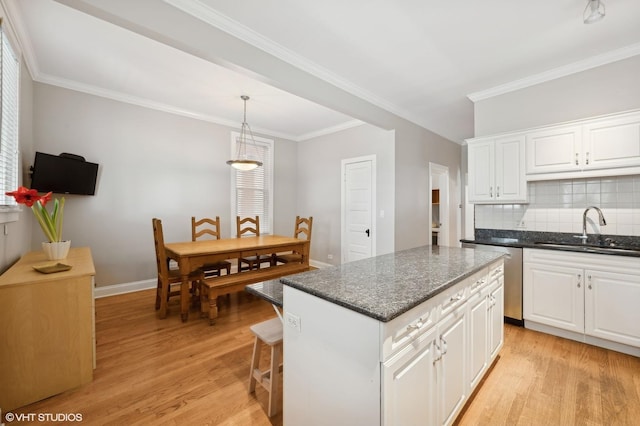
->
[5,186,44,207]
[39,192,53,207]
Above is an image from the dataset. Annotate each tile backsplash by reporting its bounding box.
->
[474,175,640,236]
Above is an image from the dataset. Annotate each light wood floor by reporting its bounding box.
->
[14,289,640,425]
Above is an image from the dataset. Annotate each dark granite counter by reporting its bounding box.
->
[462,229,640,257]
[245,280,283,307]
[280,245,504,323]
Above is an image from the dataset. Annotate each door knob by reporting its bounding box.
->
[365,229,370,237]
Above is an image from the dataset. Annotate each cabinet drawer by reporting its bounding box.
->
[489,261,504,282]
[468,268,489,295]
[440,286,467,317]
[382,303,438,361]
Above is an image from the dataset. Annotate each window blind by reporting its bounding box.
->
[0,21,19,208]
[232,136,274,234]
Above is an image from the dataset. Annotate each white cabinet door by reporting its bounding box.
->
[468,136,526,203]
[523,262,584,333]
[468,140,495,202]
[438,306,467,426]
[488,279,504,361]
[525,125,582,174]
[583,113,640,170]
[585,269,640,347]
[494,135,526,202]
[467,287,488,390]
[382,326,438,426]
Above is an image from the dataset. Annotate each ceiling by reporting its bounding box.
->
[5,0,640,143]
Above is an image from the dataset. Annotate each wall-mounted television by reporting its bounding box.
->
[30,152,99,195]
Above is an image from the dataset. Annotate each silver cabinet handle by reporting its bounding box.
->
[472,278,485,289]
[588,274,592,290]
[450,293,463,302]
[497,186,500,198]
[441,336,448,356]
[433,341,442,364]
[406,316,426,332]
[577,273,582,288]
[586,152,590,165]
[575,153,579,165]
[490,186,493,198]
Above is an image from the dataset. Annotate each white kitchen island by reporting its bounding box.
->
[281,245,505,426]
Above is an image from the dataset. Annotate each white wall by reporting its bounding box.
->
[394,121,462,249]
[297,124,395,264]
[28,83,297,287]
[2,78,463,287]
[474,55,640,137]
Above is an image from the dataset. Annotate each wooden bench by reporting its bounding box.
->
[200,262,309,324]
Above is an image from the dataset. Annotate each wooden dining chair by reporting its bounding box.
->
[153,218,203,318]
[191,216,232,277]
[275,216,313,265]
[237,216,274,271]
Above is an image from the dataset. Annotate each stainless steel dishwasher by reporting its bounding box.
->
[461,241,523,325]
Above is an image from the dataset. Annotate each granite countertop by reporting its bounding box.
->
[245,280,283,307]
[462,229,640,257]
[280,245,504,323]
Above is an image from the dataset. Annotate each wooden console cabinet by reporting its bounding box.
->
[0,247,95,410]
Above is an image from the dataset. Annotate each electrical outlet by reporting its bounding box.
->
[327,254,333,260]
[285,312,301,332]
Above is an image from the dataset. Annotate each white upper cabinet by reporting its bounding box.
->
[467,135,526,204]
[583,113,640,170]
[525,125,582,174]
[525,110,640,180]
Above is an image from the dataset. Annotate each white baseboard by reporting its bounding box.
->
[310,259,333,269]
[525,320,640,357]
[94,278,156,299]
[95,258,331,299]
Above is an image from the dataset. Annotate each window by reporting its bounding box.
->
[230,132,274,235]
[0,19,20,223]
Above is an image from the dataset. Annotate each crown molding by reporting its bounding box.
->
[162,0,424,127]
[297,120,364,141]
[468,42,640,102]
[35,71,359,142]
[1,0,38,77]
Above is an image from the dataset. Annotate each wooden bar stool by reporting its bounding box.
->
[248,317,283,417]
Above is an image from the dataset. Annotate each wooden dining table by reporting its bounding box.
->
[163,235,310,321]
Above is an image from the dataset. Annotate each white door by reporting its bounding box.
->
[382,326,438,426]
[585,269,640,347]
[494,135,526,202]
[437,306,468,426]
[467,141,494,202]
[525,126,582,174]
[467,287,489,390]
[488,280,504,361]
[523,262,584,333]
[583,113,640,170]
[342,156,375,263]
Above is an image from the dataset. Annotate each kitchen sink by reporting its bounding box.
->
[533,241,640,254]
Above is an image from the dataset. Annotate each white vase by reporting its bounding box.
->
[42,240,71,261]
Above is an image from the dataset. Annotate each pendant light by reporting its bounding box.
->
[583,0,605,24]
[227,95,263,171]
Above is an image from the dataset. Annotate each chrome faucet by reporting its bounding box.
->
[575,206,607,242]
